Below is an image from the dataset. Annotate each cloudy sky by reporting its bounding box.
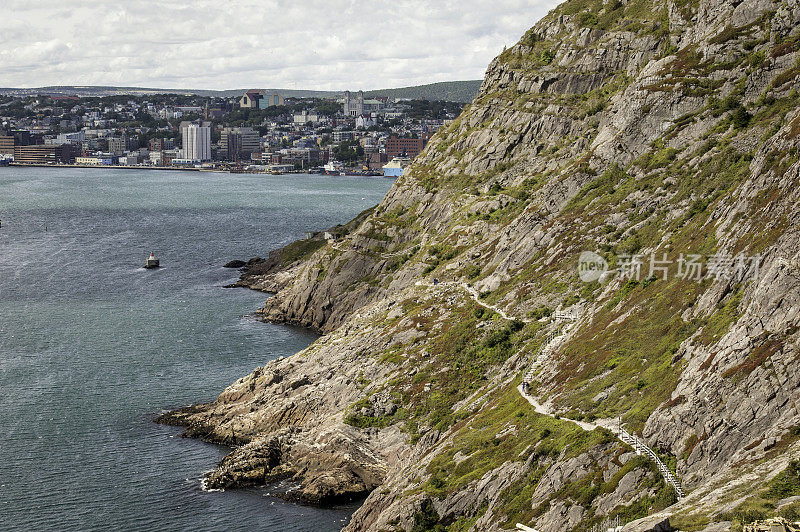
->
[0,0,557,90]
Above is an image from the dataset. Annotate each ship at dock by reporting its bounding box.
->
[382,157,411,178]
[322,160,345,176]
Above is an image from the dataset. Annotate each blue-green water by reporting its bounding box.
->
[0,167,392,531]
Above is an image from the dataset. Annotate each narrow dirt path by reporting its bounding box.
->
[414,280,524,322]
[416,279,685,499]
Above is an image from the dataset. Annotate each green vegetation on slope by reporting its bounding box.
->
[707,458,800,530]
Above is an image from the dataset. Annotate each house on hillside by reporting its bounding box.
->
[239,90,263,109]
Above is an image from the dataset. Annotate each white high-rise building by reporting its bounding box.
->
[181,122,211,161]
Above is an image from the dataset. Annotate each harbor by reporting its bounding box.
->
[5,158,404,177]
[0,165,392,530]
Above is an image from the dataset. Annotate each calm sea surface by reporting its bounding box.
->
[0,167,392,531]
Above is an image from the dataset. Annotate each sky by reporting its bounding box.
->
[0,0,558,91]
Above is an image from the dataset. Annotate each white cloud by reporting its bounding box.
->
[0,0,559,90]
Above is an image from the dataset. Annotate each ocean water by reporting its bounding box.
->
[0,167,392,531]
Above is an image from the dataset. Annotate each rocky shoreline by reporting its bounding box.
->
[154,330,401,507]
[155,208,394,506]
[156,0,800,528]
[158,407,382,504]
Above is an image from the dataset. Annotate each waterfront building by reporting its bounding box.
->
[367,152,388,171]
[76,155,114,166]
[119,154,143,166]
[386,136,426,158]
[109,134,137,155]
[13,144,74,164]
[0,135,14,155]
[163,148,180,164]
[238,128,260,156]
[149,151,163,166]
[148,138,174,152]
[268,163,294,173]
[219,129,239,160]
[280,147,322,167]
[220,127,260,160]
[10,130,34,146]
[181,122,211,161]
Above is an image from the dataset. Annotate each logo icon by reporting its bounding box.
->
[578,251,608,282]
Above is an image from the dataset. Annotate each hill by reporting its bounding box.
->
[0,80,482,102]
[363,80,482,102]
[159,0,800,530]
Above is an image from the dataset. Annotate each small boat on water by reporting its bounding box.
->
[144,252,160,269]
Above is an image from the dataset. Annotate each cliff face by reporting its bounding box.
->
[162,0,800,529]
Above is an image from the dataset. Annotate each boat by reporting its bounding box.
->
[144,252,160,269]
[344,164,383,177]
[382,157,412,178]
[323,160,345,175]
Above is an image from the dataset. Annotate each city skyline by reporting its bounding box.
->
[1,0,557,91]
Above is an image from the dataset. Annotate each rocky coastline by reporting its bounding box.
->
[158,0,800,529]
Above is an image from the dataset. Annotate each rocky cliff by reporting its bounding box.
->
[160,0,800,529]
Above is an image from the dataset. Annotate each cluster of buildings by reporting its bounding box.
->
[0,89,462,175]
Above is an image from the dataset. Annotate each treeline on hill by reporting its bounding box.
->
[363,80,482,102]
[403,100,465,119]
[0,80,483,103]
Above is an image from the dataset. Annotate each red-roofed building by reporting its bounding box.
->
[239,90,263,109]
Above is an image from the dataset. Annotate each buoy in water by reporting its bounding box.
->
[145,252,160,269]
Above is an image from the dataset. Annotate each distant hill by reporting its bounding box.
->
[362,80,481,102]
[199,88,342,99]
[0,86,339,99]
[0,80,482,103]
